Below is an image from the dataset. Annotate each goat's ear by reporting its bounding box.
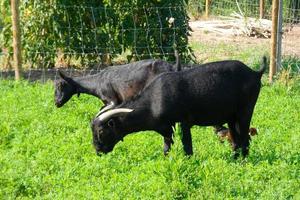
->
[58,70,68,80]
[58,70,76,85]
[107,119,115,128]
[150,60,159,73]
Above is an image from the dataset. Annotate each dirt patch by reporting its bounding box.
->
[189,19,300,57]
[282,26,300,56]
[189,20,269,45]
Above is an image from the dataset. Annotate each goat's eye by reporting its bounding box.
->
[96,127,103,134]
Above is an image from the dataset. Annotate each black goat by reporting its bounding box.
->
[91,57,267,158]
[54,57,179,112]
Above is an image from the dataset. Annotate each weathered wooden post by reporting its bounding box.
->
[260,0,265,19]
[269,0,279,83]
[276,0,283,72]
[11,0,22,80]
[205,0,210,18]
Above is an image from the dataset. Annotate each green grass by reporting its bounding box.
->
[0,78,300,199]
[190,41,300,75]
[190,41,269,67]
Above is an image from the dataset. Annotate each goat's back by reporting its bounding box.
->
[100,59,174,101]
[133,60,263,126]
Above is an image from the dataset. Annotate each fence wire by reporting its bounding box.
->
[41,5,188,63]
[1,1,300,82]
[281,1,300,72]
[2,6,189,59]
[1,5,191,82]
[188,0,300,73]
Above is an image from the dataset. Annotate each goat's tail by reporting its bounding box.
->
[174,50,181,71]
[257,56,267,78]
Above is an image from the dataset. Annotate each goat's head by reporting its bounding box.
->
[54,71,77,107]
[91,108,133,155]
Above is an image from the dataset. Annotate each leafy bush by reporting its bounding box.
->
[0,0,194,69]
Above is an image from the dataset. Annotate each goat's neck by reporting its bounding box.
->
[118,103,154,135]
[73,74,103,97]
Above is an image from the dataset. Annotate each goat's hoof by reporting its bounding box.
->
[242,149,249,158]
[163,149,170,156]
[184,151,193,157]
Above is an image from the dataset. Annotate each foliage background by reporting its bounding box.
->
[188,0,300,20]
[0,0,193,69]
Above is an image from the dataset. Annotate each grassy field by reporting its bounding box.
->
[190,41,269,66]
[0,75,300,199]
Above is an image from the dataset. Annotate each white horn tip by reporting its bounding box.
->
[97,108,134,122]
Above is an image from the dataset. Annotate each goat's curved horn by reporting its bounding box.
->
[96,102,116,117]
[97,108,133,122]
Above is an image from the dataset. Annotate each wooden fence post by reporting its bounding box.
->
[269,0,279,83]
[260,0,265,19]
[276,0,283,72]
[11,0,22,80]
[205,0,210,18]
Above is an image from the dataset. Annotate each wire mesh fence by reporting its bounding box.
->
[281,0,300,72]
[188,0,271,69]
[1,1,300,82]
[188,0,273,19]
[0,4,192,82]
[188,0,300,73]
[50,5,189,60]
[0,4,193,82]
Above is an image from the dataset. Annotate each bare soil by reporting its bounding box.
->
[282,26,300,56]
[189,19,300,57]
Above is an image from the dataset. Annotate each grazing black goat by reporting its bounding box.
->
[91,57,267,158]
[54,56,180,112]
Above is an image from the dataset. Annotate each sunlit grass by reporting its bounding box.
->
[190,40,269,67]
[0,77,299,199]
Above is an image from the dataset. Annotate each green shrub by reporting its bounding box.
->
[0,0,194,69]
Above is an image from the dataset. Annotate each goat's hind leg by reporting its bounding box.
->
[228,121,242,159]
[228,118,251,158]
[237,111,254,158]
[235,101,258,158]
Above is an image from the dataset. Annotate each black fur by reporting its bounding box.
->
[91,57,267,158]
[54,59,176,108]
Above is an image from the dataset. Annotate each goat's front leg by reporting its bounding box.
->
[163,137,174,155]
[181,123,193,155]
[159,127,174,155]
